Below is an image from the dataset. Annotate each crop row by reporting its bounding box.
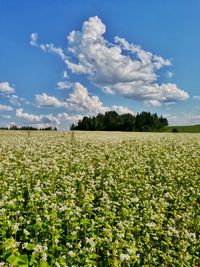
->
[0,131,199,266]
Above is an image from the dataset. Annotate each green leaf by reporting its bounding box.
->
[7,254,28,266]
[88,253,98,259]
[25,243,36,251]
[40,260,49,267]
[7,254,20,266]
[18,254,28,264]
[2,238,15,249]
[30,254,38,266]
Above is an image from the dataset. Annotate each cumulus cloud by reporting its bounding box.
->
[0,82,15,94]
[66,16,166,83]
[57,81,72,89]
[104,82,189,104]
[35,82,107,114]
[66,82,134,115]
[110,105,134,115]
[15,108,84,129]
[16,108,59,125]
[35,93,65,108]
[65,16,189,106]
[30,17,189,106]
[65,82,108,114]
[35,82,134,116]
[0,104,13,112]
[30,32,66,60]
[57,112,83,124]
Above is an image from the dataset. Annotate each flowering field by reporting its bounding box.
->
[0,131,199,266]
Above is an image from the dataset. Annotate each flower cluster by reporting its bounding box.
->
[0,131,199,266]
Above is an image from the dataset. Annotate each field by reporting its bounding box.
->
[0,131,199,266]
[163,125,200,133]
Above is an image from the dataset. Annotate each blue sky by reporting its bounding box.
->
[0,0,200,128]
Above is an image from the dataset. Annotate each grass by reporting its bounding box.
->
[163,125,200,133]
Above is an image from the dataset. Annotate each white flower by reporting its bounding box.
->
[41,252,47,261]
[13,223,19,231]
[85,237,95,247]
[146,222,156,228]
[68,250,76,257]
[120,253,130,261]
[23,229,30,236]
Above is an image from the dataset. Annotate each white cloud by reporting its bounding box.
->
[35,82,134,116]
[167,71,173,78]
[0,104,13,112]
[30,32,66,60]
[57,81,72,89]
[63,70,69,79]
[15,108,83,129]
[0,82,15,94]
[35,93,65,108]
[165,113,200,126]
[66,16,165,83]
[66,82,108,114]
[1,114,11,119]
[115,36,171,71]
[57,112,83,123]
[111,105,134,115]
[65,16,188,105]
[65,82,134,115]
[144,100,161,107]
[30,32,38,46]
[30,17,189,107]
[164,101,176,106]
[6,95,30,106]
[35,82,108,114]
[16,108,59,125]
[20,98,30,105]
[193,96,200,100]
[40,43,66,60]
[104,82,189,106]
[7,95,20,106]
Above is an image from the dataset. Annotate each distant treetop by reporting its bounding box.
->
[70,111,168,132]
[0,126,57,131]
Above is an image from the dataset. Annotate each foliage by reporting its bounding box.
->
[0,126,57,131]
[0,131,199,266]
[163,125,200,133]
[172,128,179,133]
[70,111,168,131]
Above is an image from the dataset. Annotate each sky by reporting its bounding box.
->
[0,0,200,129]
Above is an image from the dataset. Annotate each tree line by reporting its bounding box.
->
[70,111,168,132]
[0,126,57,131]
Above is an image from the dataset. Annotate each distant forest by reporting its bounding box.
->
[71,111,168,132]
[0,126,57,131]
